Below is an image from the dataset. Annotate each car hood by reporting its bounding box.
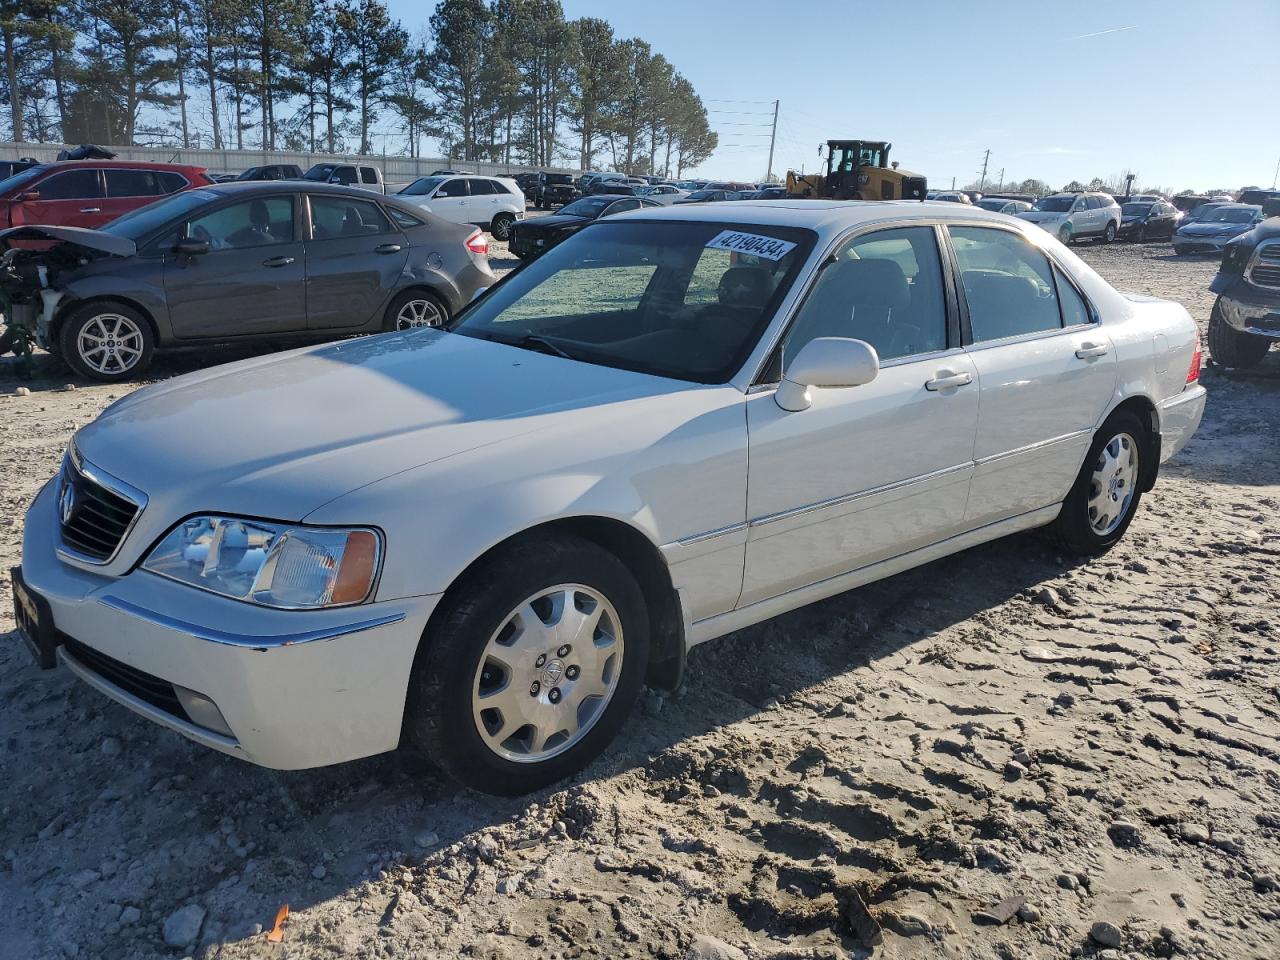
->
[1017,211,1066,223]
[1179,222,1250,236]
[74,330,678,525]
[516,214,589,232]
[0,224,136,257]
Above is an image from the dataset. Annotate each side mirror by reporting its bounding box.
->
[174,238,210,257]
[775,337,879,412]
[18,190,39,202]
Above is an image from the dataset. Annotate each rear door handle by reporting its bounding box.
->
[1075,342,1109,359]
[925,370,973,391]
[80,207,101,213]
[375,243,402,254]
[262,255,295,268]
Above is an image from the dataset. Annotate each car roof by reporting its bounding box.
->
[34,159,208,172]
[174,181,394,199]
[610,198,1019,237]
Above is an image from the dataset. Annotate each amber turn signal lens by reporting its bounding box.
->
[332,530,378,604]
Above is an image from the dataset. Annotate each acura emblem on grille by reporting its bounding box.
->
[59,479,77,525]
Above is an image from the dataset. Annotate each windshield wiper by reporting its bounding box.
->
[514,334,576,361]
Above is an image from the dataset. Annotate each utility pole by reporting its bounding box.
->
[765,99,780,182]
[1272,153,1279,189]
[998,167,1005,190]
[979,149,990,191]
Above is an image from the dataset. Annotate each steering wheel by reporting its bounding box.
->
[191,224,217,249]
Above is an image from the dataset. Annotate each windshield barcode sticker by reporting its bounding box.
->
[705,230,797,261]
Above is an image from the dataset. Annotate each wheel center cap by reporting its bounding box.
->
[541,659,564,686]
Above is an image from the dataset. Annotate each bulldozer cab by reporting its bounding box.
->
[825,140,890,198]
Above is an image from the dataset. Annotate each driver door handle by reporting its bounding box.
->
[1075,342,1109,359]
[80,207,101,213]
[262,255,295,268]
[925,370,973,391]
[375,243,402,254]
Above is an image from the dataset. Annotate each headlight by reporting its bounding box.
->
[143,516,381,609]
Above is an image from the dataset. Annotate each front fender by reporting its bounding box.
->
[59,270,171,341]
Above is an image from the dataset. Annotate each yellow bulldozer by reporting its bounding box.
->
[786,140,927,201]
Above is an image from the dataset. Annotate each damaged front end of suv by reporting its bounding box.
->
[1207,217,1280,369]
[0,226,136,375]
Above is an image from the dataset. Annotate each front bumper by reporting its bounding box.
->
[1215,293,1280,340]
[18,480,440,769]
[1157,385,1207,463]
[1173,234,1232,253]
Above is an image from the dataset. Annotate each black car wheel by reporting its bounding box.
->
[491,213,515,240]
[384,289,449,331]
[59,301,155,382]
[1102,221,1117,244]
[403,531,650,795]
[1208,298,1271,369]
[1052,410,1148,556]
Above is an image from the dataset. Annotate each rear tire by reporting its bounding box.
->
[1102,221,1117,244]
[383,289,449,331]
[1052,410,1148,556]
[491,212,515,240]
[1208,298,1270,368]
[1058,224,1072,245]
[403,532,650,795]
[58,301,155,382]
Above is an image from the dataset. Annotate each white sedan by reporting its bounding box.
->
[14,202,1206,795]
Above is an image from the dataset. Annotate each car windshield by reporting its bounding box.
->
[0,164,48,194]
[450,220,816,383]
[99,189,223,238]
[558,197,611,217]
[301,163,337,181]
[1122,202,1154,215]
[400,176,444,196]
[1032,196,1075,212]
[235,168,262,181]
[1205,207,1259,224]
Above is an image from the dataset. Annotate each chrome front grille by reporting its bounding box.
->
[1251,241,1280,289]
[56,450,145,564]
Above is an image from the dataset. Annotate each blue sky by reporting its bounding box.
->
[386,0,1280,192]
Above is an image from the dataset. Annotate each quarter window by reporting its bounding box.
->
[35,169,102,200]
[783,225,948,363]
[387,206,423,230]
[104,169,163,197]
[1054,267,1091,327]
[309,195,392,238]
[186,196,295,249]
[154,171,189,194]
[949,226,1062,342]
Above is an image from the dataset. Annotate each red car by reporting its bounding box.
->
[0,160,214,229]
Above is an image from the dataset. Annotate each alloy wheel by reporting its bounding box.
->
[395,298,444,329]
[472,583,624,763]
[1088,431,1139,535]
[493,215,513,240]
[76,313,145,375]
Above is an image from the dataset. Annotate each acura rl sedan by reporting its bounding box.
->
[13,202,1206,795]
[0,182,494,381]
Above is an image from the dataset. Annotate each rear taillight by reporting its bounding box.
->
[465,230,488,256]
[1186,337,1202,384]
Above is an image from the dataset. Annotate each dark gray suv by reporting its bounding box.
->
[0,182,494,381]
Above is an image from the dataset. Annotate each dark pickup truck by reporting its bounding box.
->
[1208,216,1280,368]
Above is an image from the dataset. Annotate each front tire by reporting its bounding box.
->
[1208,298,1270,368]
[1102,221,1117,244]
[491,212,515,241]
[1052,410,1147,556]
[404,532,650,795]
[1058,224,1072,245]
[58,301,154,382]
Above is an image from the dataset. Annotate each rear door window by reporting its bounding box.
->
[468,179,497,196]
[434,178,468,198]
[359,167,379,185]
[105,169,162,197]
[37,169,103,200]
[949,226,1063,342]
[309,195,393,238]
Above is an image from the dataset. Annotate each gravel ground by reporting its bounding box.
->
[1,238,1278,960]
